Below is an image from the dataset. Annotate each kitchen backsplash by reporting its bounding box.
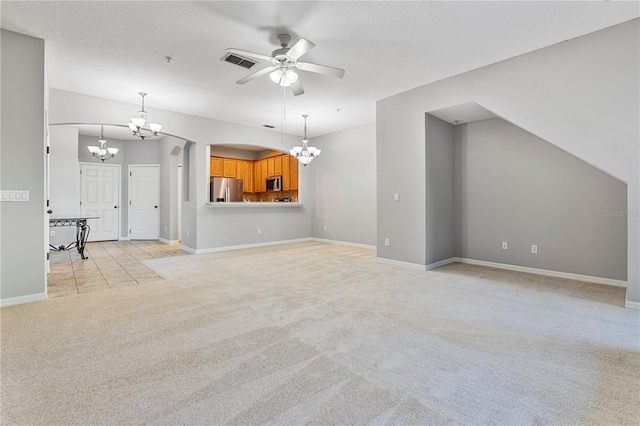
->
[244,190,298,203]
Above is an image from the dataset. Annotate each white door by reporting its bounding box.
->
[81,163,120,241]
[129,165,159,240]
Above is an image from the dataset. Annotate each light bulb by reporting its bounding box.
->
[284,69,298,84]
[269,69,283,84]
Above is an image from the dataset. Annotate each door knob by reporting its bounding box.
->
[154,206,158,208]
[47,210,53,214]
[114,206,118,209]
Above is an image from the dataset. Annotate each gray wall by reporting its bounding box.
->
[160,135,186,242]
[377,20,639,304]
[310,123,376,246]
[1,30,46,303]
[455,118,627,280]
[425,115,456,266]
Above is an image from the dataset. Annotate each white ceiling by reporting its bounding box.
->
[1,1,638,137]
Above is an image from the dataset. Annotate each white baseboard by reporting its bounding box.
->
[159,238,180,245]
[1,292,47,308]
[455,257,627,288]
[119,236,130,241]
[181,245,197,254]
[625,300,640,310]
[426,257,457,270]
[310,237,376,250]
[194,238,312,254]
[376,257,425,270]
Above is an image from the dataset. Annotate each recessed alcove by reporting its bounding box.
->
[425,102,627,281]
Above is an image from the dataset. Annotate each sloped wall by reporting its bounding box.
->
[455,118,627,280]
[377,20,639,303]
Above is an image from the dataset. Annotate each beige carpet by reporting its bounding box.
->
[1,241,638,425]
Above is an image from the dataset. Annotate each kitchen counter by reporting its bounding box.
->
[206,202,305,208]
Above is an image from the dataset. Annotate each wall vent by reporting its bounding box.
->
[222,53,256,69]
[262,124,275,129]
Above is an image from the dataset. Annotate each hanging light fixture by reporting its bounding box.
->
[127,92,163,139]
[87,125,118,162]
[290,114,320,166]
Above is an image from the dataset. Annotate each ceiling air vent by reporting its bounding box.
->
[222,53,256,69]
[262,124,275,129]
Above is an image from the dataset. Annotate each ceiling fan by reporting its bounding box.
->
[226,34,345,96]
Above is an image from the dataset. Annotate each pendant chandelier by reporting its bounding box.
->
[128,92,163,139]
[87,125,118,162]
[289,114,320,166]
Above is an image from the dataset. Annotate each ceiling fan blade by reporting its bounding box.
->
[236,66,277,85]
[296,62,345,78]
[291,80,305,96]
[286,38,315,60]
[225,48,273,63]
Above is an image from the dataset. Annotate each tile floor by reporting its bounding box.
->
[48,240,189,298]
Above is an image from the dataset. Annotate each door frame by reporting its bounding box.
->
[79,161,122,241]
[128,164,160,240]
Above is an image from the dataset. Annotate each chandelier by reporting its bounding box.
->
[128,92,162,139]
[87,125,118,162]
[289,114,320,166]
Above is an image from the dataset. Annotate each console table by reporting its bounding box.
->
[49,217,98,260]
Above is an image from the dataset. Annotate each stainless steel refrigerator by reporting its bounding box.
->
[211,177,243,202]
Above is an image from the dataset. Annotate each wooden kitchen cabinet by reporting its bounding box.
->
[266,157,275,177]
[242,160,253,193]
[254,159,267,192]
[274,155,282,177]
[289,156,298,190]
[223,158,237,178]
[210,157,223,177]
[260,159,268,190]
[281,154,290,190]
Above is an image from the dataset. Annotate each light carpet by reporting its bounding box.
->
[1,241,639,425]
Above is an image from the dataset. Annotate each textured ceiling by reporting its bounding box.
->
[1,1,638,137]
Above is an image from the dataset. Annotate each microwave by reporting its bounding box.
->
[266,176,282,192]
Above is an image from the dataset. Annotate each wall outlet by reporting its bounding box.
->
[50,230,55,237]
[258,228,262,234]
[394,193,399,202]
[501,242,508,250]
[531,245,538,254]
[323,225,327,231]
[384,238,390,247]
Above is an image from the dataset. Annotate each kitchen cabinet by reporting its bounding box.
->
[282,155,290,190]
[210,157,223,177]
[253,159,267,192]
[274,155,282,177]
[267,157,275,177]
[290,156,298,190]
[241,160,253,193]
[223,158,237,178]
[260,159,268,191]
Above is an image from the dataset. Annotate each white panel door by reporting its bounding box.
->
[129,165,159,240]
[81,163,120,241]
